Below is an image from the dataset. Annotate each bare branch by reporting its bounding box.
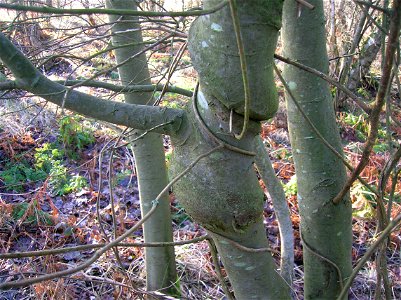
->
[0,32,186,137]
[0,1,228,18]
[274,54,372,113]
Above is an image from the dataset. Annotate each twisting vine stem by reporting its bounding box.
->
[227,0,251,140]
[192,82,256,156]
[300,231,343,291]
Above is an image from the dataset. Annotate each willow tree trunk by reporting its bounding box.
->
[105,0,178,295]
[170,0,291,298]
[282,1,352,299]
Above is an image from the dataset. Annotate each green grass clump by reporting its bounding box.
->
[59,115,95,158]
[1,115,94,194]
[35,143,88,196]
[0,160,47,192]
[1,142,88,195]
[341,111,388,142]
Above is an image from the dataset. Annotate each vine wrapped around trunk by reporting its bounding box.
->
[170,1,291,298]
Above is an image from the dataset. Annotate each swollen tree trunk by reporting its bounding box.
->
[282,1,352,299]
[105,0,178,295]
[170,1,290,298]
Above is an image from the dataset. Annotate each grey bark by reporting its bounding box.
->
[336,2,369,109]
[0,32,185,135]
[282,0,352,299]
[346,29,382,94]
[254,136,294,286]
[169,1,291,298]
[105,0,178,295]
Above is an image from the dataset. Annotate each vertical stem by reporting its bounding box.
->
[254,136,294,286]
[228,0,251,140]
[282,1,352,298]
[105,0,178,295]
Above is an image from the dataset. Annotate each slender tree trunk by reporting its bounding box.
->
[254,136,294,285]
[282,1,352,299]
[346,29,382,94]
[105,0,178,295]
[335,2,369,109]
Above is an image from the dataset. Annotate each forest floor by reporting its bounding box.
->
[0,38,401,300]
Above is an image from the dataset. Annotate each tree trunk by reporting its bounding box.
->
[105,0,178,295]
[335,2,368,109]
[169,1,291,298]
[282,1,352,299]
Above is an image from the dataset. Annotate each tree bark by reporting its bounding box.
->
[105,0,178,295]
[169,1,291,298]
[254,136,294,285]
[282,1,352,299]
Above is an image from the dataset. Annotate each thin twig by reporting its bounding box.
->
[294,0,315,10]
[0,2,229,18]
[274,54,371,113]
[0,144,220,289]
[96,137,119,240]
[228,0,251,140]
[0,199,157,289]
[210,231,277,254]
[337,214,401,300]
[68,34,175,91]
[353,0,391,15]
[154,42,188,106]
[119,121,174,148]
[207,239,234,300]
[333,0,401,204]
[94,132,133,290]
[57,80,193,97]
[108,130,129,271]
[0,236,209,259]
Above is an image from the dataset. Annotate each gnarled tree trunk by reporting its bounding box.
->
[170,1,291,298]
[0,1,292,298]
